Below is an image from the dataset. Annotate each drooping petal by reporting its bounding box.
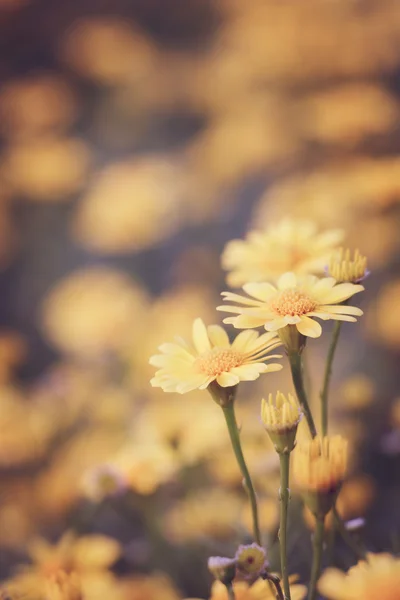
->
[192,318,211,354]
[296,316,322,338]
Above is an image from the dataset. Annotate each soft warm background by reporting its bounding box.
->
[0,1,400,598]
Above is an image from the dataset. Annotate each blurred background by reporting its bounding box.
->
[0,0,400,598]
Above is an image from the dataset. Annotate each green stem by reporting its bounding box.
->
[320,321,342,435]
[332,506,367,561]
[308,516,325,600]
[265,574,285,600]
[288,352,317,438]
[226,584,236,600]
[222,403,261,545]
[279,453,291,600]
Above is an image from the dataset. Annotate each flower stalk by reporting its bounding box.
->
[308,516,325,600]
[288,351,317,438]
[279,452,291,600]
[222,403,262,545]
[320,320,342,435]
[226,584,236,600]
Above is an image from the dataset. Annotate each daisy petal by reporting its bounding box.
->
[216,372,240,387]
[320,305,363,316]
[225,315,266,329]
[242,282,277,301]
[296,316,322,338]
[207,325,230,348]
[221,291,262,306]
[232,329,259,351]
[264,317,288,331]
[284,315,301,325]
[319,283,364,304]
[278,272,297,290]
[192,318,211,353]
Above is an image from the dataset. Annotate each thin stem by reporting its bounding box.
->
[226,584,236,600]
[308,516,325,600]
[320,321,342,435]
[265,573,285,600]
[288,352,317,438]
[222,403,261,545]
[332,506,367,561]
[279,453,291,600]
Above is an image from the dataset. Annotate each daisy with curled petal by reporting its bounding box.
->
[217,272,364,339]
[222,218,344,287]
[150,318,282,394]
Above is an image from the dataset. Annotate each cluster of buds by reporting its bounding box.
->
[261,391,302,454]
[208,543,268,587]
[292,435,348,518]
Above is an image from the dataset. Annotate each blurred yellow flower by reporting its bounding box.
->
[219,273,363,339]
[150,318,282,393]
[41,267,147,358]
[0,74,77,139]
[373,280,400,349]
[7,533,121,600]
[164,489,243,542]
[60,17,157,85]
[45,570,82,600]
[186,576,306,600]
[318,553,400,600]
[119,573,181,600]
[72,157,190,253]
[338,374,375,410]
[2,136,90,202]
[114,441,179,495]
[222,219,343,286]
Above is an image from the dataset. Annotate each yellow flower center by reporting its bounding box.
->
[195,348,244,376]
[270,289,317,317]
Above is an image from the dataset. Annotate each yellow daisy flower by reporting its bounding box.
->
[184,576,307,600]
[318,553,400,600]
[222,219,344,286]
[150,318,282,393]
[218,272,364,339]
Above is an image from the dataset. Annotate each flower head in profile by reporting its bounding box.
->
[222,219,344,286]
[318,553,400,600]
[218,272,364,340]
[235,543,268,578]
[293,436,348,517]
[261,392,302,453]
[329,248,369,283]
[150,318,282,394]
